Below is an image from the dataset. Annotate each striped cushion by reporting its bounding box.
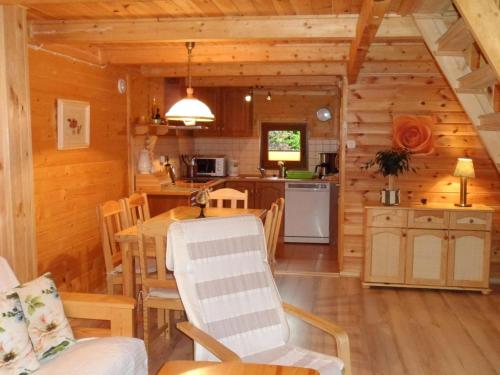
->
[244,344,344,375]
[167,215,289,359]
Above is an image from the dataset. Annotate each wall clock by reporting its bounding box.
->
[316,107,332,122]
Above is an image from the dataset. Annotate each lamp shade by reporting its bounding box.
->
[453,158,475,178]
[165,87,215,126]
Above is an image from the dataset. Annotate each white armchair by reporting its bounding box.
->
[166,215,351,375]
[0,257,147,375]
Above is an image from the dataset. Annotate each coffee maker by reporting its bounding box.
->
[315,152,339,178]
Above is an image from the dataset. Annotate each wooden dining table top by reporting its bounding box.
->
[115,206,267,242]
[158,361,319,375]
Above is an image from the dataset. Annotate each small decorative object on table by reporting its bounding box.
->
[277,161,287,178]
[195,189,210,218]
[363,148,416,206]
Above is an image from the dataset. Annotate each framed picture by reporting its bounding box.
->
[57,99,90,150]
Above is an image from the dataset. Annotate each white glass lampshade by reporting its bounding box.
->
[165,88,215,126]
[453,158,475,178]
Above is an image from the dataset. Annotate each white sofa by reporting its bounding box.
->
[0,257,148,375]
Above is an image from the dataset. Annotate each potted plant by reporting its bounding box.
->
[363,148,415,206]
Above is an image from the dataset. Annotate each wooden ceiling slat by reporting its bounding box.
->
[140,61,347,77]
[270,0,296,16]
[190,75,341,87]
[187,0,226,16]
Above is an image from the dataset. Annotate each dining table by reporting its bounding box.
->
[114,206,267,297]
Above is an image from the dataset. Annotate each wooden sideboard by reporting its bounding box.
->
[363,204,494,294]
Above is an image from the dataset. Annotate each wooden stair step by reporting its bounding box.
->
[456,64,497,92]
[435,18,474,56]
[478,112,500,130]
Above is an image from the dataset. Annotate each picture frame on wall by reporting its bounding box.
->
[57,98,90,150]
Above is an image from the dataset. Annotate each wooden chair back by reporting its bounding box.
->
[122,192,151,226]
[208,188,248,209]
[136,221,177,294]
[264,198,285,272]
[97,200,128,275]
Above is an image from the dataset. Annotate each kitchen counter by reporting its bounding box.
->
[141,175,339,196]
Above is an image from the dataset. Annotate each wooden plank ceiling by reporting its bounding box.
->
[7,0,455,83]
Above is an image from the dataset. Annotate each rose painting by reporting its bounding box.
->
[393,115,434,155]
[57,99,90,150]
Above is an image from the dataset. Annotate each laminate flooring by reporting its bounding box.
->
[275,242,339,275]
[148,276,500,374]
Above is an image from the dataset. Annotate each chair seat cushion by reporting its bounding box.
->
[243,344,344,375]
[148,287,180,299]
[112,258,157,275]
[35,337,147,375]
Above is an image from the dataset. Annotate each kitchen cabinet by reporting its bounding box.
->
[220,88,253,137]
[255,182,285,209]
[224,181,257,208]
[363,205,493,294]
[364,227,406,284]
[448,230,491,288]
[195,87,221,136]
[405,229,447,286]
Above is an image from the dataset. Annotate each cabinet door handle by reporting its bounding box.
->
[469,219,474,224]
[451,235,455,240]
[385,216,391,221]
[402,232,407,238]
[444,235,449,240]
[427,217,432,222]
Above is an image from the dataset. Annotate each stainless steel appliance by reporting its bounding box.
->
[194,156,226,177]
[284,182,330,243]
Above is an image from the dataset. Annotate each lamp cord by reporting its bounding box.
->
[186,42,193,89]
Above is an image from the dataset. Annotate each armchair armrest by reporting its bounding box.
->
[61,292,136,338]
[177,321,241,362]
[283,302,351,375]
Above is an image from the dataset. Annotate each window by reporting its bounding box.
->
[260,123,307,169]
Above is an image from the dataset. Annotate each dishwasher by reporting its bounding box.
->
[284,182,330,244]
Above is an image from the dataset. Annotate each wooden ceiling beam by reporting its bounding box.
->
[189,75,341,87]
[141,62,347,77]
[29,15,420,44]
[347,0,391,84]
[100,42,350,65]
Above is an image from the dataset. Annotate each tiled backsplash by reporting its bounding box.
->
[194,137,338,175]
[135,136,338,176]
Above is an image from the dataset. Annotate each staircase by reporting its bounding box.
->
[414,3,500,173]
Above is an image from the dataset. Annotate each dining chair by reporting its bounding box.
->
[122,192,151,226]
[97,200,154,295]
[137,220,184,352]
[265,198,285,274]
[97,200,132,294]
[166,215,351,375]
[208,188,248,209]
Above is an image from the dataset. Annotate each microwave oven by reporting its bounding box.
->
[194,156,226,177]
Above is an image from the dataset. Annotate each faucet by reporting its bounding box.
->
[258,167,266,178]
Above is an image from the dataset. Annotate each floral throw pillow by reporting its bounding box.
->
[0,291,40,374]
[15,273,74,361]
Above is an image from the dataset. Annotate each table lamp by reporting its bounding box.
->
[453,157,475,207]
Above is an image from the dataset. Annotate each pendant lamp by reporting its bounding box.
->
[165,42,215,126]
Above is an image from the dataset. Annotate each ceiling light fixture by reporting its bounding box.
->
[266,91,272,101]
[165,42,215,126]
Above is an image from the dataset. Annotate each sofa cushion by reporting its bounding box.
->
[0,290,40,374]
[15,273,74,361]
[36,337,147,375]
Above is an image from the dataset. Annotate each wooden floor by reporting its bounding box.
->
[275,242,339,275]
[149,276,500,375]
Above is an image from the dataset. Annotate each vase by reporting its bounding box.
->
[380,175,400,205]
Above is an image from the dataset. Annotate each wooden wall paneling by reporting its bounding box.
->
[30,48,129,291]
[342,42,500,277]
[0,5,37,282]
